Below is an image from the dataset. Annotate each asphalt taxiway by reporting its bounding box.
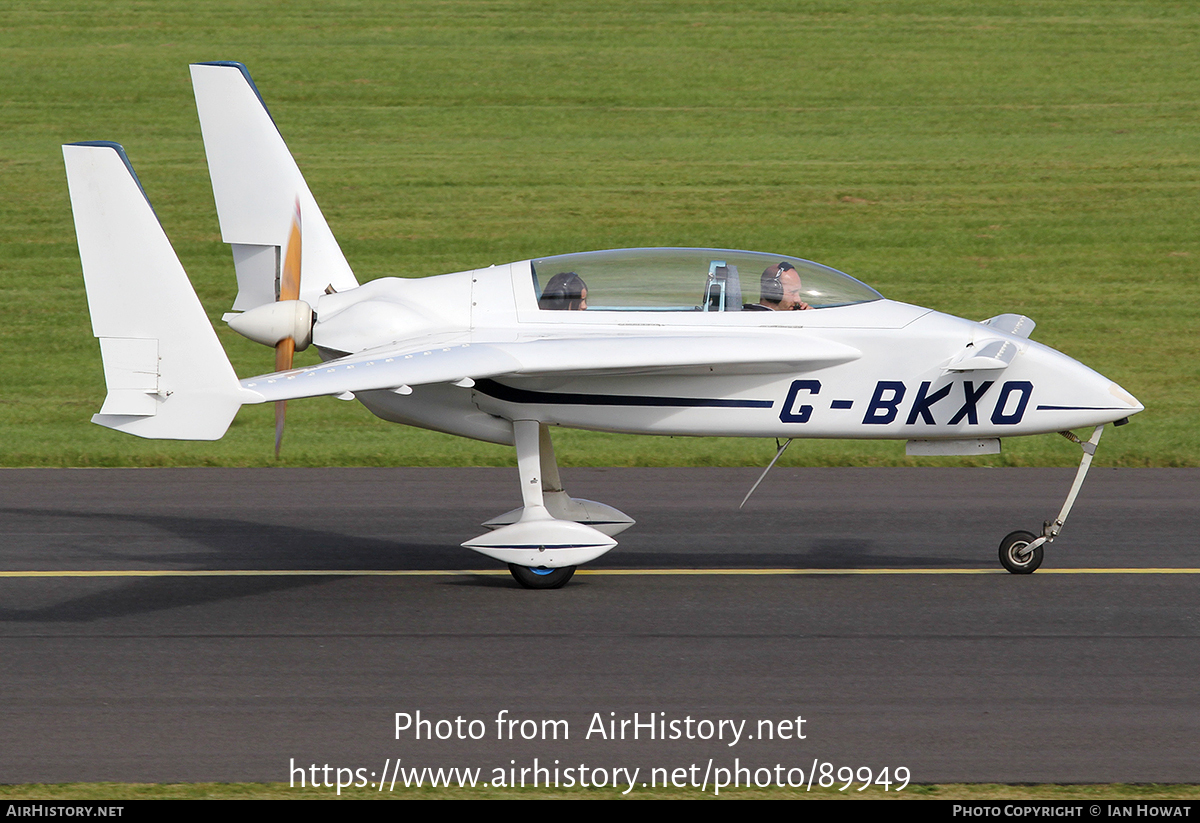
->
[1,468,1196,786]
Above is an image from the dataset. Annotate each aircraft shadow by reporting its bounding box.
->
[0,506,477,623]
[595,537,967,570]
[0,507,979,623]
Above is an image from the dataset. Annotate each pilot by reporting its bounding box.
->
[539,272,588,311]
[757,263,812,311]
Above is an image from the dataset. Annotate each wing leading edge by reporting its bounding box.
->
[241,334,862,403]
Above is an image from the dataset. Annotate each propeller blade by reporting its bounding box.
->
[274,334,296,373]
[280,198,302,302]
[274,399,287,458]
[273,337,295,458]
[273,199,302,457]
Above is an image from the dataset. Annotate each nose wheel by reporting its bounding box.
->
[508,564,576,589]
[998,530,1042,574]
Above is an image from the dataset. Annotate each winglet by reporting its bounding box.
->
[190,61,359,310]
[63,142,262,439]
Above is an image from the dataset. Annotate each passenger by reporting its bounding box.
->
[539,272,588,310]
[757,263,812,311]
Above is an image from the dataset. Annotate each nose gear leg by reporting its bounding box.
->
[999,424,1104,574]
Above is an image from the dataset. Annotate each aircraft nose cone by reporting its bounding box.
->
[1026,342,1143,429]
[1107,380,1143,417]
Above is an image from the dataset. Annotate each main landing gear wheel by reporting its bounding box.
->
[508,564,576,589]
[998,530,1043,575]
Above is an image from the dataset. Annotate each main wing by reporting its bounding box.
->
[241,334,862,402]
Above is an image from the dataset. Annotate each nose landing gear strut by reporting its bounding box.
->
[999,424,1105,574]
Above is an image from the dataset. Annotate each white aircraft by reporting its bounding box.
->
[62,63,1143,588]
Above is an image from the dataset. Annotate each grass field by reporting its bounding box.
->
[1,1,1197,468]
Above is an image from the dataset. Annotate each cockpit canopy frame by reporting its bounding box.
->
[530,248,882,312]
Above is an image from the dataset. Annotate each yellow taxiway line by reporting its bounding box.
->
[1,568,1199,578]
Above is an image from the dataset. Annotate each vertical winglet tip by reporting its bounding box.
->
[192,60,249,70]
[190,60,276,128]
[191,61,254,85]
[63,141,159,221]
[66,139,127,151]
[65,141,132,170]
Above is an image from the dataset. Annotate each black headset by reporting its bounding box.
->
[761,262,795,304]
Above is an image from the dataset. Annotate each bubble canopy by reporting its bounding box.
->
[530,248,882,312]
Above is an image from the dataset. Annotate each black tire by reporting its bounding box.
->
[508,564,576,589]
[998,530,1043,574]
